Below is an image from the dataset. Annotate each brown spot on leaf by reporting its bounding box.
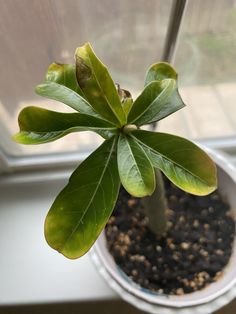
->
[75,56,92,88]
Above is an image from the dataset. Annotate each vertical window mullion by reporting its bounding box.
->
[162,0,188,63]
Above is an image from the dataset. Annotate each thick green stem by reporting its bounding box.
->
[141,169,168,237]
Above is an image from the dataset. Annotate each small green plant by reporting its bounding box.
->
[13,43,217,259]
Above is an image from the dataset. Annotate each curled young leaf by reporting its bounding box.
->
[126,62,185,126]
[145,62,177,86]
[128,79,185,126]
[45,63,86,98]
[116,85,133,116]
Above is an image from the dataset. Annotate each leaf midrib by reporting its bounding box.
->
[59,137,117,251]
[21,125,116,134]
[37,82,101,117]
[86,51,123,126]
[122,135,146,187]
[131,134,213,188]
[130,79,175,124]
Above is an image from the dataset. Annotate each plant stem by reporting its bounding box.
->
[141,169,168,237]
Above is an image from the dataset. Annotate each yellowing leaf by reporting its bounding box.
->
[45,137,120,259]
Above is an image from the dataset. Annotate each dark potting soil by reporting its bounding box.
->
[105,180,235,295]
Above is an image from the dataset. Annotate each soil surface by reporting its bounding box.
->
[105,179,235,295]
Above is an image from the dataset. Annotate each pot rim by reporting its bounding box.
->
[91,147,236,311]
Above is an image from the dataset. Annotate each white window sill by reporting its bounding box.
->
[0,175,116,306]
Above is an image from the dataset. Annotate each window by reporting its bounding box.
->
[158,0,236,143]
[0,0,171,159]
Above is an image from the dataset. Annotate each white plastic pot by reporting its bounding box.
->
[90,148,236,314]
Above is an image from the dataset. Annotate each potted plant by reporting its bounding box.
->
[13,43,236,313]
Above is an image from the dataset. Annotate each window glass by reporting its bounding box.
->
[0,0,171,156]
[158,0,236,140]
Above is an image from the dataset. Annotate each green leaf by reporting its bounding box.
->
[127,62,185,126]
[117,134,155,197]
[143,87,185,125]
[75,42,126,126]
[132,130,217,196]
[128,79,185,126]
[13,106,117,144]
[35,82,104,119]
[145,62,177,86]
[123,97,133,116]
[45,62,86,98]
[44,137,120,259]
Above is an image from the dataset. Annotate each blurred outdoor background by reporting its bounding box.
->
[0,0,236,156]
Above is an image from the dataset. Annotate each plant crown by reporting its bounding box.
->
[14,43,217,259]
